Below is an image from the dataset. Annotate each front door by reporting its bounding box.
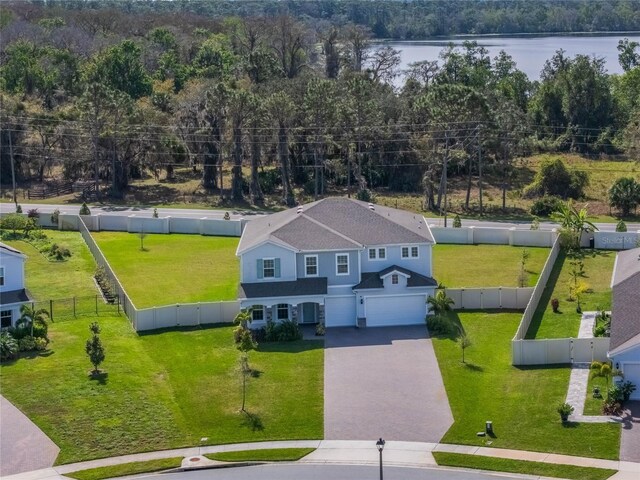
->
[301,303,317,324]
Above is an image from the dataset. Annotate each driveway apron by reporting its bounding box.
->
[0,395,60,476]
[324,326,453,442]
[620,400,640,462]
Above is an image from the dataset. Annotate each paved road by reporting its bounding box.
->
[143,464,527,480]
[0,395,59,476]
[2,202,638,231]
[324,327,453,442]
[620,401,640,462]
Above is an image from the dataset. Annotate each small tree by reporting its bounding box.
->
[518,249,530,288]
[152,208,159,218]
[427,290,455,317]
[458,332,472,363]
[17,304,50,339]
[138,228,147,251]
[452,214,462,228]
[616,220,627,232]
[85,322,105,375]
[79,202,91,215]
[233,310,257,413]
[51,209,60,225]
[609,177,640,217]
[15,204,22,213]
[530,217,540,230]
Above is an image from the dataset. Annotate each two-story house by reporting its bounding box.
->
[0,242,33,328]
[236,197,437,328]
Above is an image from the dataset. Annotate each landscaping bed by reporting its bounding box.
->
[433,245,550,288]
[205,448,315,462]
[431,311,620,459]
[525,250,615,339]
[91,232,239,308]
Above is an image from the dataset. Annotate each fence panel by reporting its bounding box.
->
[512,338,610,365]
[445,287,533,310]
[30,295,119,321]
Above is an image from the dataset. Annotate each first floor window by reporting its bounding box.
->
[305,255,318,276]
[251,306,264,322]
[1,310,12,329]
[336,254,349,275]
[391,274,399,285]
[263,259,275,278]
[277,303,289,320]
[0,266,4,286]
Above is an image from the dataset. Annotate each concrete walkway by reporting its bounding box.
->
[0,395,60,477]
[3,440,639,480]
[324,327,453,442]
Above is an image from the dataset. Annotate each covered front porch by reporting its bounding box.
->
[241,299,325,326]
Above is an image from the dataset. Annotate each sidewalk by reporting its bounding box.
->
[3,440,639,480]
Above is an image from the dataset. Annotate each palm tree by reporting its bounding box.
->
[17,305,50,337]
[552,200,598,249]
[427,290,455,317]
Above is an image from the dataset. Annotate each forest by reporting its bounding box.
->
[0,0,639,215]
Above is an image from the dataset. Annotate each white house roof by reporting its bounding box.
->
[609,247,640,351]
[237,197,435,254]
[0,242,26,259]
[611,247,640,287]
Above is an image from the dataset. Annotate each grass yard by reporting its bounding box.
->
[432,453,616,480]
[432,311,620,459]
[92,232,239,308]
[66,458,183,480]
[525,250,615,339]
[205,448,315,462]
[584,372,612,416]
[5,230,97,300]
[433,244,550,288]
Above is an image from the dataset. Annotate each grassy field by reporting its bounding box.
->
[432,311,620,459]
[5,230,97,300]
[4,154,639,223]
[433,245,550,288]
[432,453,616,480]
[66,458,183,480]
[584,372,612,416]
[206,448,315,462]
[92,232,239,308]
[525,250,615,339]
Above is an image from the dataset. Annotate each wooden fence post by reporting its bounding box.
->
[73,297,76,317]
[50,299,54,322]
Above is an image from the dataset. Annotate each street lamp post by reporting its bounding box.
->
[376,438,385,480]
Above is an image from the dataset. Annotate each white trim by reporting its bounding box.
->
[610,253,620,288]
[609,332,640,357]
[368,247,387,261]
[336,253,350,276]
[304,254,319,277]
[236,237,298,256]
[380,269,411,280]
[328,284,356,289]
[276,303,290,321]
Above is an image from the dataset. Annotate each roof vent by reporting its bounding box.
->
[296,206,303,214]
[368,203,375,211]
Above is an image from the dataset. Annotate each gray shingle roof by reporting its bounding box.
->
[0,288,32,306]
[610,248,640,351]
[239,278,328,299]
[353,266,438,290]
[237,197,435,254]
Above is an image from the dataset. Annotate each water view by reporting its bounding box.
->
[383,34,640,80]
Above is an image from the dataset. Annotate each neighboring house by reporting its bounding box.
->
[608,247,640,400]
[0,242,32,328]
[236,197,437,328]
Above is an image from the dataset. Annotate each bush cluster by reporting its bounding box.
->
[262,319,302,342]
[524,158,589,200]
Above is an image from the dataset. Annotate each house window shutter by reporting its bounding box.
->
[274,258,281,278]
[257,259,264,279]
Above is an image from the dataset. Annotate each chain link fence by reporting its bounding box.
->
[30,295,121,322]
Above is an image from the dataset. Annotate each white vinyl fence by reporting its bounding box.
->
[430,226,557,247]
[512,337,611,365]
[445,287,534,310]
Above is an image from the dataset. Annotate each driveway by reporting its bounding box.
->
[0,395,60,476]
[620,400,640,462]
[324,326,453,442]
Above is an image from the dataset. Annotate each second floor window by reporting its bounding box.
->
[368,248,386,260]
[0,266,4,286]
[257,258,280,279]
[336,254,349,275]
[305,255,318,276]
[401,246,419,258]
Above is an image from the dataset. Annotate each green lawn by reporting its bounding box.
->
[584,372,612,416]
[433,453,616,480]
[66,458,183,480]
[5,230,97,300]
[433,245,550,288]
[525,250,615,339]
[91,232,239,308]
[206,448,315,462]
[432,311,620,459]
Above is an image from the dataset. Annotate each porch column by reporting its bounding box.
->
[318,304,325,324]
[291,304,298,323]
[265,305,273,323]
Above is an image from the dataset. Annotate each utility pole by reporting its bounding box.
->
[478,127,483,217]
[8,125,17,206]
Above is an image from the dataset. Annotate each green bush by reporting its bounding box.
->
[426,315,453,336]
[526,158,589,200]
[616,220,627,232]
[18,335,37,352]
[51,209,60,225]
[0,213,28,234]
[620,381,637,402]
[0,332,19,361]
[258,169,281,195]
[264,319,302,342]
[79,202,91,215]
[453,214,462,228]
[34,337,48,351]
[31,322,49,340]
[49,243,72,260]
[355,188,373,202]
[530,196,563,216]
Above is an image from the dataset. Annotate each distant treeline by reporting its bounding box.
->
[18,0,640,39]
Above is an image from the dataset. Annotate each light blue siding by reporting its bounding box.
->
[360,244,432,277]
[241,243,296,282]
[295,250,359,286]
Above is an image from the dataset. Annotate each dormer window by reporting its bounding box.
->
[391,274,399,285]
[368,248,386,260]
[0,266,4,286]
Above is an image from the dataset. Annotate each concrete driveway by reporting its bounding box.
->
[324,326,453,442]
[620,401,640,462]
[0,395,60,476]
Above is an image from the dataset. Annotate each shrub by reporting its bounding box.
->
[527,158,589,199]
[452,214,462,228]
[616,220,627,232]
[315,322,325,336]
[34,337,48,351]
[0,213,28,234]
[551,298,560,313]
[32,322,48,340]
[556,402,574,421]
[152,208,159,218]
[620,381,637,402]
[530,217,540,230]
[264,319,302,342]
[79,202,91,215]
[0,332,19,361]
[18,335,37,352]
[27,208,39,219]
[609,177,640,216]
[426,315,453,335]
[530,196,563,216]
[258,169,281,194]
[51,209,60,225]
[355,188,373,202]
[602,398,622,416]
[608,385,624,403]
[16,204,22,213]
[49,243,72,260]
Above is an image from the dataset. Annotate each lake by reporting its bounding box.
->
[381,34,640,81]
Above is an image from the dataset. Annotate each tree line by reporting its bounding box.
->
[1,3,639,212]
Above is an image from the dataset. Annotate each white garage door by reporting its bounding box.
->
[623,363,640,400]
[366,295,426,327]
[325,296,357,327]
